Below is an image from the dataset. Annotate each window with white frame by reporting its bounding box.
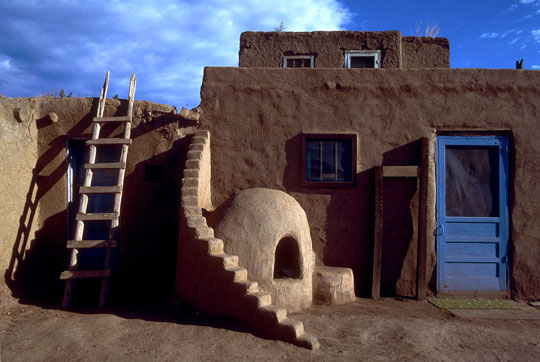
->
[301,134,357,187]
[345,50,381,68]
[283,55,314,68]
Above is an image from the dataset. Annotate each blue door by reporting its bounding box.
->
[436,136,509,291]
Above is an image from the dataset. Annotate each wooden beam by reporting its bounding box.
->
[93,116,131,123]
[84,162,126,169]
[60,269,110,280]
[382,166,418,178]
[417,138,429,300]
[66,240,117,248]
[76,212,119,221]
[372,166,383,298]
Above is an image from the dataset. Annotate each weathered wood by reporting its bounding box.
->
[79,186,122,194]
[382,166,418,178]
[60,269,110,280]
[93,116,131,123]
[66,240,117,248]
[372,166,383,298]
[63,70,136,309]
[417,137,429,300]
[86,138,132,145]
[84,162,126,169]
[76,212,119,221]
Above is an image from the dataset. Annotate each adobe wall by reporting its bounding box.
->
[199,67,540,300]
[0,97,194,302]
[401,36,450,69]
[239,31,402,68]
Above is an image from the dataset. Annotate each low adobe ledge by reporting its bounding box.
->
[175,129,319,350]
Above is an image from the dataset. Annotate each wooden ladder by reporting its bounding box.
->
[61,71,136,308]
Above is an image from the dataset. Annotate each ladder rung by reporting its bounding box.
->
[93,116,131,123]
[86,138,132,146]
[84,162,126,169]
[76,212,119,221]
[79,186,122,194]
[60,269,110,280]
[66,240,117,248]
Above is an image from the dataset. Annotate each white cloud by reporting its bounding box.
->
[532,65,540,69]
[509,37,521,45]
[533,29,540,42]
[519,0,536,4]
[0,0,352,107]
[480,32,499,39]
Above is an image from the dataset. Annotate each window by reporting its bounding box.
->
[345,50,381,68]
[301,134,357,187]
[283,55,314,68]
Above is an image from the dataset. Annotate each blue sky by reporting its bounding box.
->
[0,0,539,108]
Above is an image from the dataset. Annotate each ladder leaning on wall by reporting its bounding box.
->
[60,71,136,308]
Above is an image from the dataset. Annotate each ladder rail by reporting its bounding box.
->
[63,71,112,308]
[99,74,135,307]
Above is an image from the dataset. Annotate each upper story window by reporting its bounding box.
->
[301,134,357,187]
[283,55,314,68]
[345,50,381,68]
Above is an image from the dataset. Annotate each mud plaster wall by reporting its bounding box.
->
[401,36,450,69]
[199,67,540,300]
[239,31,402,68]
[0,97,194,302]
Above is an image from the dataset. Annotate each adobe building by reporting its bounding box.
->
[1,30,540,348]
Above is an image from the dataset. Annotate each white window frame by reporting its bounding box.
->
[283,55,314,68]
[344,50,381,68]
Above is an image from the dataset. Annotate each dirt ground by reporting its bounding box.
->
[1,284,540,362]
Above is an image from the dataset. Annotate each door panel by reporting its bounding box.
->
[437,136,509,291]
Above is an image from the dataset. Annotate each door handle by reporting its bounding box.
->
[436,224,445,236]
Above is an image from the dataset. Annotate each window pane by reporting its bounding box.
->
[445,146,499,217]
[321,141,336,180]
[350,56,375,68]
[336,140,352,181]
[306,140,321,181]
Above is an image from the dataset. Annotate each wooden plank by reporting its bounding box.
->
[372,166,383,298]
[66,240,117,248]
[382,166,418,178]
[76,212,119,221]
[79,186,122,194]
[86,138,132,145]
[84,162,126,169]
[60,269,110,280]
[93,116,131,123]
[417,137,429,300]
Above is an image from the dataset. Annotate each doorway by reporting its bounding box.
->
[436,136,509,291]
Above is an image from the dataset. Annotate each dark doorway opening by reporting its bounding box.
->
[274,237,301,279]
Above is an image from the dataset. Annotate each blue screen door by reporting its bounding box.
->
[436,136,509,291]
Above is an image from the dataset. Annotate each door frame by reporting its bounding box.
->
[436,135,510,292]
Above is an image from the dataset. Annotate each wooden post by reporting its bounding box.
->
[372,166,383,298]
[416,138,429,300]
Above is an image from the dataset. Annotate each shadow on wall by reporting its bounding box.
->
[4,100,100,305]
[282,135,423,298]
[118,135,191,305]
[5,100,190,307]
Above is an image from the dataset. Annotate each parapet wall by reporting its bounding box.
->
[0,96,193,302]
[239,31,403,68]
[199,67,540,300]
[239,31,450,69]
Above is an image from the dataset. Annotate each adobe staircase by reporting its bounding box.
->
[60,71,136,308]
[178,130,319,350]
